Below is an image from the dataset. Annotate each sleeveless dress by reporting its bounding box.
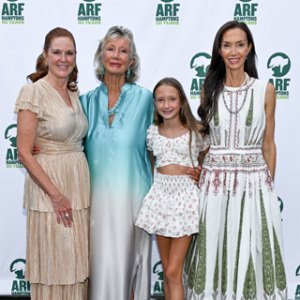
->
[14,79,90,300]
[80,83,154,300]
[184,78,287,300]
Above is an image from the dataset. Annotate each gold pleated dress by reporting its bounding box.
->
[14,79,90,300]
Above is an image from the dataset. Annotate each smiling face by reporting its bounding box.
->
[101,37,133,79]
[44,36,76,80]
[154,85,181,122]
[219,28,252,73]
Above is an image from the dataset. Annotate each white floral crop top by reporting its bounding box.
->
[146,124,209,168]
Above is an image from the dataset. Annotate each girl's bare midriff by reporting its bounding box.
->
[157,164,192,176]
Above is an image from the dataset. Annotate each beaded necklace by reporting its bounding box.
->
[108,94,123,117]
[222,72,250,114]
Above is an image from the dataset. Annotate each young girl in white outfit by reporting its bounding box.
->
[135,78,209,300]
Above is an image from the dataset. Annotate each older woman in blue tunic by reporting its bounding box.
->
[80,26,154,300]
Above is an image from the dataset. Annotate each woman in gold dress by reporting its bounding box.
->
[15,27,90,300]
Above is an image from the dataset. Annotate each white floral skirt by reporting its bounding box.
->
[135,173,200,237]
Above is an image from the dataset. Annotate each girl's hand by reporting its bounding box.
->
[32,144,41,155]
[188,165,201,185]
[51,194,73,227]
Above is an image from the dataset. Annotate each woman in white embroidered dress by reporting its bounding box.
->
[184,21,287,300]
[136,78,209,300]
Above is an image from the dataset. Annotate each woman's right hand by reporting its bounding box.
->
[17,110,73,227]
[51,194,73,227]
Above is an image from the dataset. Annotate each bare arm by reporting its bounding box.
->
[188,91,209,185]
[149,151,155,176]
[262,82,276,180]
[17,110,73,226]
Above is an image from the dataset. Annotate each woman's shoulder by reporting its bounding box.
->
[79,86,101,103]
[250,78,271,100]
[251,78,269,89]
[15,80,45,117]
[131,84,153,100]
[17,80,42,98]
[23,78,56,95]
[19,79,41,91]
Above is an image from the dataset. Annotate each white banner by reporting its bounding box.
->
[1,0,299,298]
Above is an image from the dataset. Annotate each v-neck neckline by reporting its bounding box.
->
[41,78,75,112]
[100,83,131,128]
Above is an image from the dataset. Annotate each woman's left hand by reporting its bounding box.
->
[188,165,201,185]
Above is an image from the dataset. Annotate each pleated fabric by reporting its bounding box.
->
[14,79,90,300]
[26,209,89,285]
[30,280,88,300]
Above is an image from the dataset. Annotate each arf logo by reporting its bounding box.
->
[267,53,291,99]
[190,52,211,99]
[296,285,300,300]
[152,261,164,296]
[295,266,300,299]
[156,0,180,25]
[233,0,258,25]
[277,196,284,222]
[78,0,101,25]
[296,265,300,277]
[5,124,17,148]
[277,196,283,213]
[10,259,30,295]
[1,0,25,24]
[5,124,23,168]
[267,53,291,77]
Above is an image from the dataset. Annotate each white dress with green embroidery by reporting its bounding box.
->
[184,78,287,300]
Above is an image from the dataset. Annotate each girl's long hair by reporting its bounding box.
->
[153,77,203,167]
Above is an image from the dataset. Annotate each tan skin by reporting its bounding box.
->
[219,28,276,178]
[17,36,76,227]
[262,83,276,179]
[150,85,201,300]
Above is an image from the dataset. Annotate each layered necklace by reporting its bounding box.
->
[222,72,249,114]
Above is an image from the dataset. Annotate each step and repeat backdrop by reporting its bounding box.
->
[0,0,299,298]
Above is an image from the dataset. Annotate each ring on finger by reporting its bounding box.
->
[65,213,69,218]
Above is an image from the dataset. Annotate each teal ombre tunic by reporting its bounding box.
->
[80,83,154,300]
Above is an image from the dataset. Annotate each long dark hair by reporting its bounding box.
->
[199,20,258,135]
[27,27,78,92]
[153,77,203,167]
